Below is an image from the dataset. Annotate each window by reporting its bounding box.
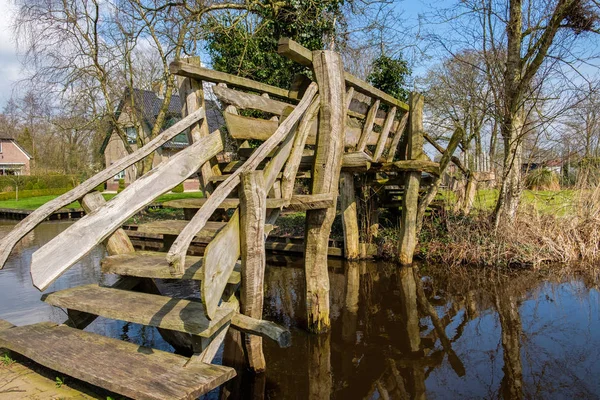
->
[0,141,3,153]
[125,127,137,144]
[172,131,189,144]
[114,170,125,180]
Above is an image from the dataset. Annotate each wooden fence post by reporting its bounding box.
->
[304,50,345,333]
[398,93,424,264]
[340,172,360,259]
[239,171,267,372]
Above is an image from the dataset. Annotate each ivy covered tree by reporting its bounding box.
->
[205,0,344,88]
[367,54,411,103]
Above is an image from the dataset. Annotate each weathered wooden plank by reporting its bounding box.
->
[380,160,440,175]
[193,321,231,364]
[0,319,14,331]
[166,83,318,272]
[340,172,360,260]
[281,96,321,199]
[80,192,135,255]
[30,130,225,290]
[224,109,365,147]
[373,106,397,161]
[399,93,424,265]
[342,151,372,170]
[0,322,235,400]
[230,313,291,348]
[423,132,468,174]
[201,211,241,319]
[304,51,345,334]
[178,57,215,194]
[163,194,333,211]
[277,38,409,111]
[386,111,409,162]
[212,85,292,115]
[224,112,280,141]
[43,284,233,337]
[0,107,206,271]
[239,171,267,372]
[171,60,292,100]
[357,100,380,152]
[101,251,241,284]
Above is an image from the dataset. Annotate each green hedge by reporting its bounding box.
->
[171,183,184,193]
[0,187,71,202]
[0,175,78,192]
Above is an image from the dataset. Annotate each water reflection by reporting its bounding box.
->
[0,220,599,399]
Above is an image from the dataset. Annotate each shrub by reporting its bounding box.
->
[0,175,77,191]
[94,183,105,192]
[0,188,71,201]
[171,183,184,193]
[525,168,560,191]
[117,179,126,193]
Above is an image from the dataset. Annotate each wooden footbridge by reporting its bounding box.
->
[0,39,457,399]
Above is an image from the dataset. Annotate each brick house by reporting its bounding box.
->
[0,138,32,175]
[100,88,223,192]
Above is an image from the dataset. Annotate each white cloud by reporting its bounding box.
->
[0,0,22,109]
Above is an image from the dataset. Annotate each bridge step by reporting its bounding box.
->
[101,251,241,284]
[42,284,234,337]
[163,193,335,211]
[0,320,235,400]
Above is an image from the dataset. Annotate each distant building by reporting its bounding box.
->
[0,138,32,175]
[100,87,223,192]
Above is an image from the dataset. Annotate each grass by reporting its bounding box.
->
[1,353,14,366]
[0,191,204,210]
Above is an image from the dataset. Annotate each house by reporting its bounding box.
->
[0,138,32,175]
[100,87,224,192]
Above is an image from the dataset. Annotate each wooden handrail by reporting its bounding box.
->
[277,38,410,112]
[0,107,206,272]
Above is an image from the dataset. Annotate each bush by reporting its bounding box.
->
[0,188,71,201]
[94,183,105,192]
[0,175,77,192]
[525,168,560,190]
[171,183,184,193]
[117,179,126,193]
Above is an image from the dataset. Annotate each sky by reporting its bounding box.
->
[0,0,19,109]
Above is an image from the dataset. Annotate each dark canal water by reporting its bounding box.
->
[0,219,599,399]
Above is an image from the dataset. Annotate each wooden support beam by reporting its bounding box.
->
[212,85,292,115]
[379,160,440,175]
[304,50,345,333]
[373,106,397,161]
[277,38,409,111]
[171,60,292,100]
[386,112,409,162]
[177,57,215,194]
[340,172,360,259]
[423,132,468,174]
[357,100,380,152]
[398,93,424,265]
[0,107,205,271]
[239,171,267,372]
[164,194,334,212]
[30,130,225,291]
[230,313,291,348]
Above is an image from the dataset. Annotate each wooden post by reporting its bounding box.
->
[340,172,360,259]
[304,51,345,333]
[239,171,267,372]
[398,93,424,265]
[178,57,216,195]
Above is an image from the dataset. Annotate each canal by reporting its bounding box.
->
[0,219,599,399]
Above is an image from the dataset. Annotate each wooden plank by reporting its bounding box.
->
[30,130,225,291]
[380,160,440,175]
[357,100,380,152]
[399,93,424,265]
[201,211,241,319]
[164,194,334,211]
[342,151,372,170]
[224,112,280,141]
[277,38,409,111]
[386,111,409,162]
[423,132,468,174]
[281,96,321,199]
[138,220,226,242]
[304,51,345,334]
[0,322,235,400]
[230,313,291,348]
[0,107,206,271]
[166,83,318,272]
[101,251,241,284]
[177,57,215,194]
[0,319,14,331]
[80,192,135,255]
[171,60,292,100]
[224,109,365,147]
[239,171,267,372]
[43,284,234,337]
[373,106,397,161]
[212,85,292,115]
[340,172,360,259]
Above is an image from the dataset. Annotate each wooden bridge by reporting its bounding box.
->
[0,39,457,399]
